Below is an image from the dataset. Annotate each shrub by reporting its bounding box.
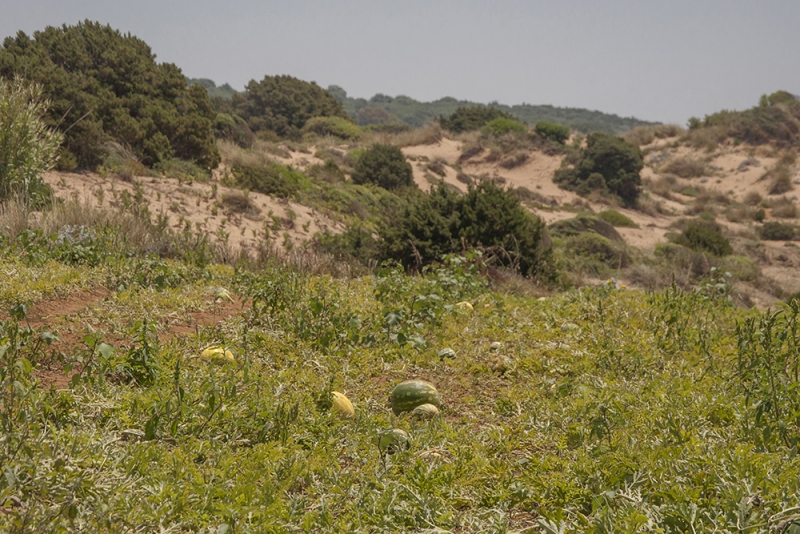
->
[231,75,350,139]
[535,121,570,144]
[674,220,732,256]
[760,221,796,241]
[213,113,255,148]
[597,210,639,228]
[482,117,527,136]
[302,116,362,140]
[553,132,643,207]
[438,106,515,133]
[230,161,309,198]
[549,214,623,242]
[0,77,60,205]
[661,157,707,178]
[381,181,554,279]
[0,21,220,169]
[154,158,210,182]
[351,144,414,190]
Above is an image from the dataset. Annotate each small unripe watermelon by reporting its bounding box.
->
[390,380,441,415]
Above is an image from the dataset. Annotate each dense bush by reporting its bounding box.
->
[230,161,309,198]
[482,117,527,136]
[553,132,643,206]
[231,75,351,139]
[351,144,414,190]
[674,220,732,256]
[213,113,255,148]
[688,90,800,147]
[381,181,554,279]
[535,121,570,144]
[0,77,60,205]
[760,221,796,241]
[302,116,362,140]
[597,210,639,228]
[438,106,515,133]
[0,21,220,169]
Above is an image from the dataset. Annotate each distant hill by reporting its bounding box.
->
[187,77,658,134]
[328,85,658,134]
[187,78,238,100]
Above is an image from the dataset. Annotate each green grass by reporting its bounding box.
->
[2,238,800,531]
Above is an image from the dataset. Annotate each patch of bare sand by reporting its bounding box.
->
[43,171,344,253]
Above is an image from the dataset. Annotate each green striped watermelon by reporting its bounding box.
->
[390,380,441,415]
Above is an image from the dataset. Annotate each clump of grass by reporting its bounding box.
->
[661,156,708,178]
[623,123,684,146]
[221,191,261,217]
[770,196,799,218]
[597,209,639,228]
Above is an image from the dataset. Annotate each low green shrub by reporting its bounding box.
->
[554,133,643,207]
[674,220,732,256]
[230,161,310,198]
[597,210,639,228]
[351,144,414,190]
[302,116,362,140]
[760,221,796,241]
[534,121,570,144]
[482,117,527,136]
[154,158,210,182]
[438,106,515,133]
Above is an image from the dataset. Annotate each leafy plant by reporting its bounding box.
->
[351,143,414,190]
[535,121,570,144]
[554,132,644,207]
[0,77,61,205]
[674,220,733,256]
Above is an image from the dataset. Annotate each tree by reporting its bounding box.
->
[554,132,643,206]
[351,144,414,190]
[232,75,351,138]
[0,77,61,205]
[0,21,219,169]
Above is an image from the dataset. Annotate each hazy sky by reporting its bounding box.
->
[3,1,799,124]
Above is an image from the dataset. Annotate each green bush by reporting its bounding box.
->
[381,181,554,279]
[0,21,220,169]
[690,91,800,147]
[351,144,414,190]
[438,106,515,133]
[553,132,643,206]
[482,117,527,136]
[535,121,570,144]
[230,161,309,198]
[302,116,362,140]
[0,77,60,205]
[674,220,732,256]
[231,75,351,139]
[213,113,255,148]
[154,158,210,182]
[564,232,630,272]
[760,221,796,241]
[597,210,639,228]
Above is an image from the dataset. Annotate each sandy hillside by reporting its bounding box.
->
[42,134,800,304]
[43,169,343,253]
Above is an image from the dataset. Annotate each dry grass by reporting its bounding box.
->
[770,196,799,219]
[365,123,443,147]
[743,191,763,206]
[646,175,680,200]
[683,125,728,152]
[623,124,685,146]
[660,157,708,178]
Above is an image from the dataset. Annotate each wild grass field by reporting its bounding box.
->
[2,238,800,532]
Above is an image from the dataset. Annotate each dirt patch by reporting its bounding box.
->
[165,295,250,338]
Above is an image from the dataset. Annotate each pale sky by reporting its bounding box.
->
[3,1,799,124]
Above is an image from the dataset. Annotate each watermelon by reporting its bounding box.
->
[331,391,355,418]
[390,380,441,415]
